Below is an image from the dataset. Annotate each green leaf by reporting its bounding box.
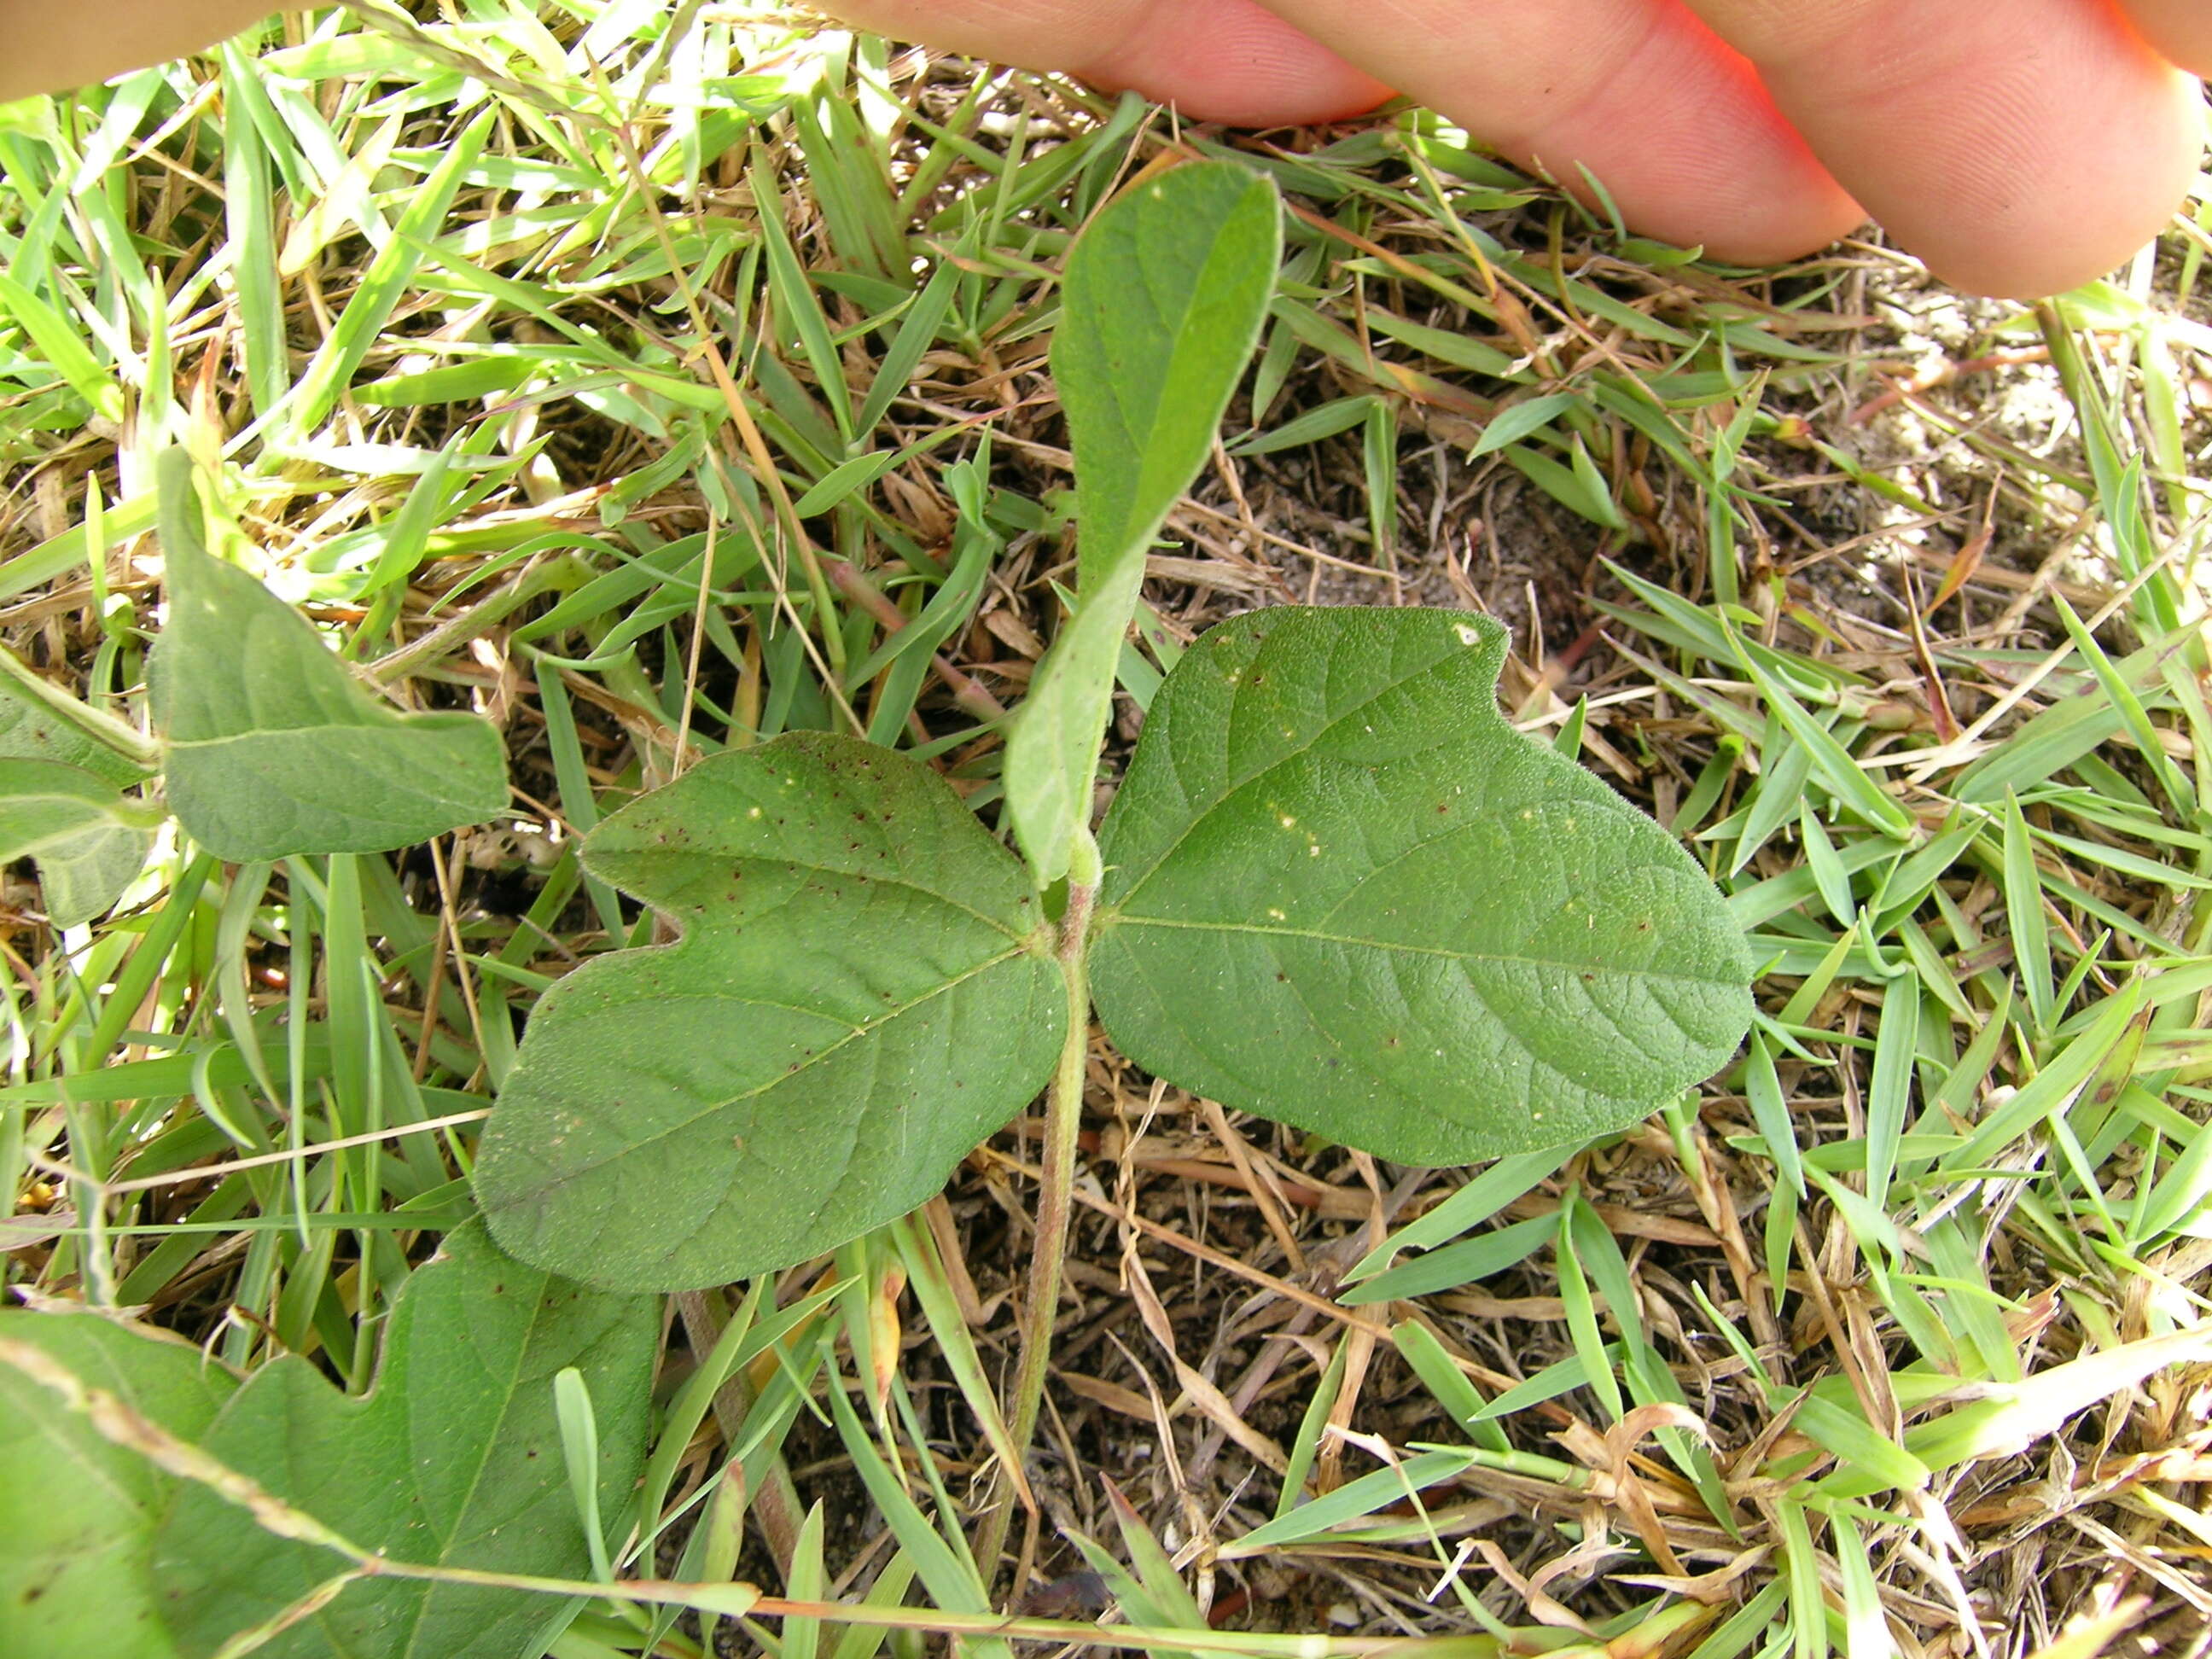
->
[0,757,158,926]
[154,1225,657,1659]
[1004,161,1280,882]
[147,451,509,859]
[0,271,127,423]
[0,1312,236,1659]
[1090,608,1753,1163]
[0,675,147,786]
[475,733,1067,1290]
[1469,391,1580,459]
[1058,166,1283,597]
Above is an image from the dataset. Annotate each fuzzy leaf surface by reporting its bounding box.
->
[0,757,157,925]
[0,1313,234,1659]
[154,1225,656,1659]
[476,733,1066,1290]
[147,451,508,859]
[0,677,145,784]
[1005,161,1280,881]
[1091,608,1754,1162]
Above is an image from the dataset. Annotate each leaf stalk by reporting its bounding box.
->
[976,865,1096,1590]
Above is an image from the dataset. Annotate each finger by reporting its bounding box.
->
[1676,0,2203,296]
[818,0,1392,125]
[0,0,272,100]
[1247,0,1866,266]
[826,0,1863,265]
[2120,0,2212,76]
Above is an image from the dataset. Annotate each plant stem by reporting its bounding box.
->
[975,871,1095,1589]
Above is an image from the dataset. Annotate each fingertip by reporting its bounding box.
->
[1698,1,2206,300]
[1524,148,1868,271]
[1082,0,1394,125]
[2121,0,2212,79]
[1690,197,1870,269]
[1877,61,2203,299]
[1509,25,1867,273]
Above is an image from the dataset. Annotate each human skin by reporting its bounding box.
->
[2,0,2203,298]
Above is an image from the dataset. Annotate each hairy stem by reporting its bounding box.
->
[975,872,1095,1591]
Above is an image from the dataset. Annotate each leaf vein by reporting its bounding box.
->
[1102,915,1738,983]
[1110,640,1476,900]
[509,946,1034,1197]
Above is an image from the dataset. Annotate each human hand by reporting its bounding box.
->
[824,0,2208,299]
[7,2,2198,296]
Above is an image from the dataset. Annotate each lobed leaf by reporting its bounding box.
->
[0,1313,235,1659]
[153,1225,657,1659]
[475,733,1067,1290]
[146,451,509,860]
[1090,608,1753,1163]
[1005,161,1281,882]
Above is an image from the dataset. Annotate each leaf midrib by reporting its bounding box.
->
[1106,634,1484,904]
[165,719,466,748]
[257,1266,585,1659]
[390,1280,564,1659]
[1095,913,1741,984]
[1070,191,1268,577]
[603,850,1038,942]
[504,942,1039,1202]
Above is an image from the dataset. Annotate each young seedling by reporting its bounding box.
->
[0,158,1753,1635]
[470,160,1755,1565]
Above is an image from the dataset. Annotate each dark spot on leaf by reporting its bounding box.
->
[1276,972,1287,981]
